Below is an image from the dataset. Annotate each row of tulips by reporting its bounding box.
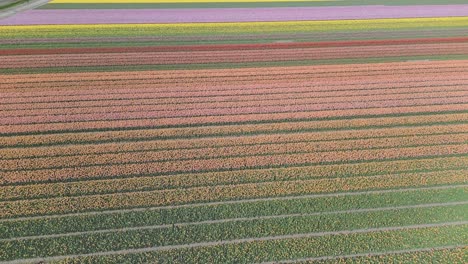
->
[1,169,465,218]
[0,205,465,261]
[2,104,467,135]
[1,156,466,201]
[1,114,466,149]
[2,185,464,239]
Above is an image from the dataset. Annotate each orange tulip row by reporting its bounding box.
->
[1,169,465,219]
[1,155,465,202]
[2,133,466,171]
[2,143,467,184]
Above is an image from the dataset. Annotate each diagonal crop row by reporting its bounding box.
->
[2,142,467,184]
[13,224,468,264]
[3,95,467,125]
[2,103,467,135]
[1,185,465,240]
[2,133,466,171]
[4,90,466,119]
[1,169,465,219]
[3,71,467,96]
[0,204,466,261]
[3,43,468,68]
[2,114,466,149]
[1,155,466,201]
[3,60,467,88]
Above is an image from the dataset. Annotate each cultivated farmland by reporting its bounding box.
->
[0,0,467,263]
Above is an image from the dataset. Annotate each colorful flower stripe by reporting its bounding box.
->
[3,43,468,69]
[2,143,467,184]
[3,96,467,126]
[4,5,468,25]
[1,119,467,159]
[2,133,466,171]
[2,116,466,153]
[1,169,465,218]
[2,17,468,39]
[3,59,466,85]
[4,73,467,100]
[3,2,468,262]
[2,104,467,135]
[3,66,468,93]
[1,156,466,201]
[4,29,468,51]
[3,89,467,118]
[4,73,462,95]
[2,37,468,56]
[3,89,466,118]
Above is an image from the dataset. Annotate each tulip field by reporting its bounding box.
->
[0,0,467,263]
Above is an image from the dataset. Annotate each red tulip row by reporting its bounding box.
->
[4,37,467,55]
[3,43,468,69]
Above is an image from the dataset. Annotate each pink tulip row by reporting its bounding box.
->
[2,74,468,101]
[1,113,465,150]
[1,104,466,135]
[2,96,467,126]
[2,59,467,89]
[3,74,467,106]
[4,87,466,118]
